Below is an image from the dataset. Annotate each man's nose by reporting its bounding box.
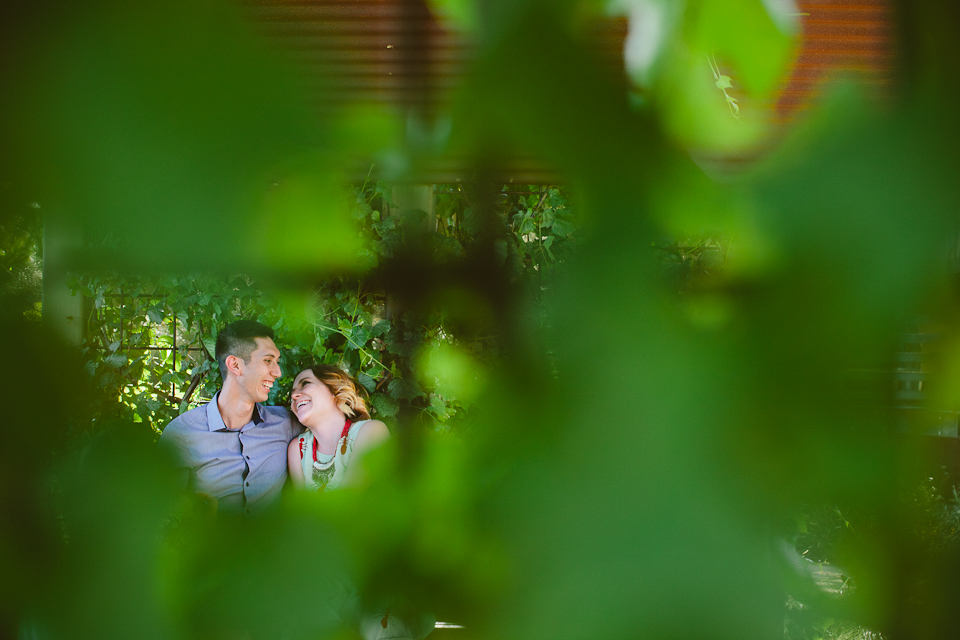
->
[273,363,282,378]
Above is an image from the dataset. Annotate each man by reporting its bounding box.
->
[160,320,299,515]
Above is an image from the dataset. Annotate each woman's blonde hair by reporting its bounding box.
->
[306,364,370,420]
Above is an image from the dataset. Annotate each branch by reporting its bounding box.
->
[180,370,206,408]
[311,320,389,372]
[534,186,550,213]
[177,320,215,408]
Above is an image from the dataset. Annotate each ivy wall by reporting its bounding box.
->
[71,182,577,434]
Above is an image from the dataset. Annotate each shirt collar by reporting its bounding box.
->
[206,391,266,431]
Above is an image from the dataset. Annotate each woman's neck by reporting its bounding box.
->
[306,411,347,455]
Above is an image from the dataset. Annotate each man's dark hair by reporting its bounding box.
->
[215,320,275,380]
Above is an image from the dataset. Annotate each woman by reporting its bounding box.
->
[287,365,434,639]
[288,364,390,491]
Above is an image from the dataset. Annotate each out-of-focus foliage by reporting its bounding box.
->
[609,0,797,150]
[5,1,960,640]
[655,235,728,292]
[0,183,43,320]
[427,0,479,32]
[71,183,575,435]
[784,474,960,640]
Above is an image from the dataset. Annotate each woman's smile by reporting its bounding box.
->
[294,398,311,417]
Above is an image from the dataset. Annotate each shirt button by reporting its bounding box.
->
[245,455,250,460]
[245,482,250,487]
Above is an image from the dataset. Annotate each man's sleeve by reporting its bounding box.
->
[293,414,304,440]
[284,410,302,441]
[158,421,192,489]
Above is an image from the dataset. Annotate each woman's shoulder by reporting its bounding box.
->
[351,419,389,448]
[351,418,387,433]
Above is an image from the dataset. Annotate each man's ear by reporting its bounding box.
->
[225,354,243,377]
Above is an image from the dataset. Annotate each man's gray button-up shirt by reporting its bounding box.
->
[160,393,299,515]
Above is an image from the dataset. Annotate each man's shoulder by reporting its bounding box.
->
[262,404,289,420]
[261,404,298,438]
[161,401,212,439]
[261,404,293,430]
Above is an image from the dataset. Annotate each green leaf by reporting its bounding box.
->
[357,371,377,393]
[551,217,576,237]
[353,325,371,345]
[202,337,216,359]
[428,394,450,419]
[387,378,405,398]
[104,354,127,369]
[370,393,398,418]
[371,319,392,337]
[541,207,556,228]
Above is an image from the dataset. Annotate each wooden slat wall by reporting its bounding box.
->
[776,0,894,119]
[243,0,628,113]
[244,0,895,178]
[245,0,462,110]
